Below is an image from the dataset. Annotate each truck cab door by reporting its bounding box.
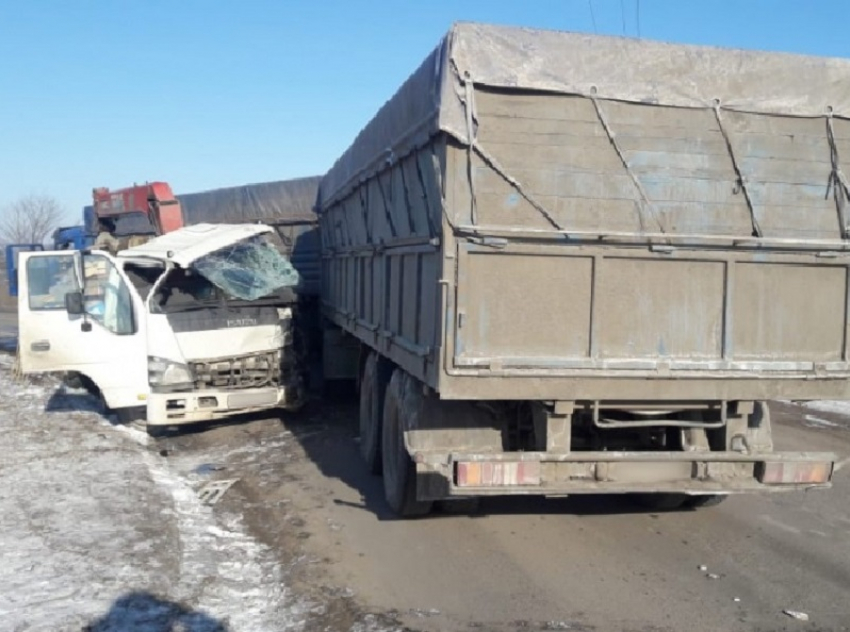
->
[18,250,149,410]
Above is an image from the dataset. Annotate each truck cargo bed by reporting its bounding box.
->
[319,22,850,403]
[317,22,847,514]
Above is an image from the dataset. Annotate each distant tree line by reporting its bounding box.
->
[0,193,64,246]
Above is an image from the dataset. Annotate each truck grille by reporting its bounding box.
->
[191,350,281,390]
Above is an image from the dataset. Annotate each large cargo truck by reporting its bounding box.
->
[317,23,847,516]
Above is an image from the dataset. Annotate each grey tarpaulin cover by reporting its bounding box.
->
[318,21,850,207]
[177,177,320,225]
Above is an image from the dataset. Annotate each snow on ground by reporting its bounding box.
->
[803,414,843,429]
[778,399,850,433]
[798,400,850,418]
[0,358,307,632]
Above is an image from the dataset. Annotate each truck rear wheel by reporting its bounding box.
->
[359,352,387,474]
[381,370,433,518]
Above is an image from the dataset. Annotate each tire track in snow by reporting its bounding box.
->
[115,424,310,631]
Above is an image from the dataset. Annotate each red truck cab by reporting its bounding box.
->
[92,182,184,235]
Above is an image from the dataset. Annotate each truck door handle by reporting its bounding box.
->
[31,340,50,352]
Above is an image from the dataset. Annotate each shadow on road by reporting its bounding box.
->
[143,409,283,439]
[0,333,15,354]
[84,591,227,632]
[44,385,104,414]
[279,395,668,520]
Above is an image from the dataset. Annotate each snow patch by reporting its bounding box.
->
[804,415,842,429]
[0,363,304,631]
[801,400,850,417]
[132,445,305,631]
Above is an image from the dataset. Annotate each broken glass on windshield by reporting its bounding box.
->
[191,235,301,301]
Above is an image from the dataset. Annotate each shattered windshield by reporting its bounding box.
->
[152,268,220,313]
[190,234,301,301]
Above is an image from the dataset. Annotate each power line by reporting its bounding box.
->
[636,0,641,37]
[588,0,598,33]
[620,0,627,35]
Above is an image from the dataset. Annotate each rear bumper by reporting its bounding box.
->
[147,384,303,426]
[413,450,836,500]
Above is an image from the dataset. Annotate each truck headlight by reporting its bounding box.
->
[148,356,194,389]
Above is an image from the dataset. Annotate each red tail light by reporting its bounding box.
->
[456,461,541,487]
[757,461,833,485]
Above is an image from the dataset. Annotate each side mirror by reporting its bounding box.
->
[65,291,84,315]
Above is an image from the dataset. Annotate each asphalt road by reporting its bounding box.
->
[160,398,850,632]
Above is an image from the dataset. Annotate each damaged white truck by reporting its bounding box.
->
[17,223,304,432]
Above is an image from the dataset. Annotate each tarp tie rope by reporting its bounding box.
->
[470,141,565,232]
[457,67,564,232]
[429,148,458,233]
[825,110,850,240]
[591,94,664,235]
[358,187,374,244]
[713,103,762,238]
[374,169,398,239]
[397,156,418,234]
[463,74,479,225]
[414,150,439,238]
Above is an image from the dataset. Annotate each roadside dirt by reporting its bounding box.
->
[156,395,850,632]
[155,399,417,632]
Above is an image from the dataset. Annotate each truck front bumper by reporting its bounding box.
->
[413,451,837,501]
[147,384,303,426]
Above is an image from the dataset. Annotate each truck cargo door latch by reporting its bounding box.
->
[468,236,508,249]
[650,244,675,254]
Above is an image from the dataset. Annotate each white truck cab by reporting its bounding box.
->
[17,223,303,432]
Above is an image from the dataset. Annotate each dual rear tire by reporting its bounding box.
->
[358,352,391,474]
[380,369,433,517]
[361,354,731,517]
[359,354,432,517]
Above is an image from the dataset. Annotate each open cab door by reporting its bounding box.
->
[17,251,84,373]
[17,250,149,410]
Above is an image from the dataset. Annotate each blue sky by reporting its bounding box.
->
[1,0,848,224]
